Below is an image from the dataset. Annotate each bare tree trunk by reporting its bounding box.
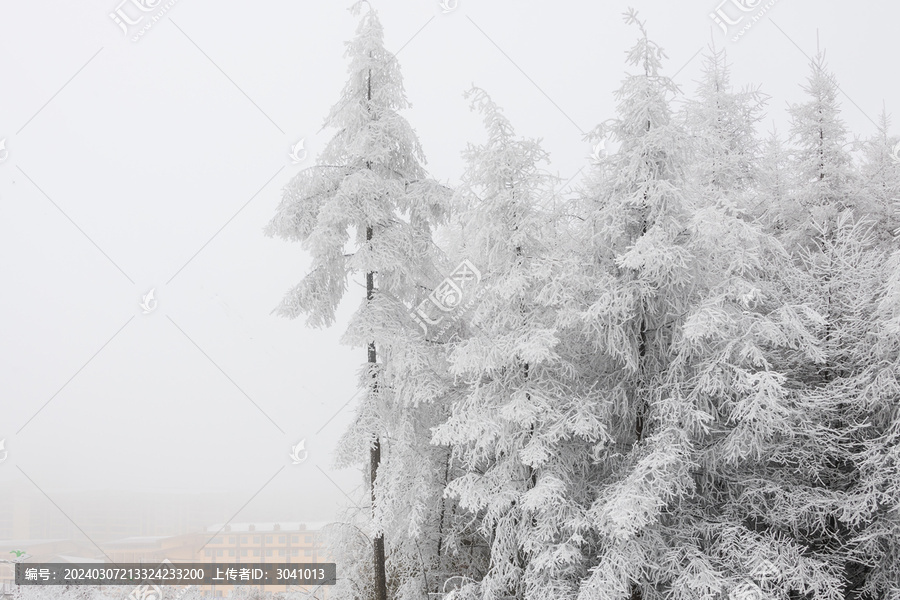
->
[364,52,388,600]
[436,446,451,561]
[371,435,387,600]
[629,116,653,600]
[367,225,388,600]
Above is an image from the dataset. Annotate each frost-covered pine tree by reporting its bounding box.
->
[753,126,792,226]
[681,42,766,205]
[771,51,888,600]
[267,4,449,599]
[430,86,568,600]
[858,106,900,246]
[849,246,900,599]
[363,325,482,600]
[775,102,900,600]
[780,52,859,249]
[564,11,839,600]
[566,11,702,599]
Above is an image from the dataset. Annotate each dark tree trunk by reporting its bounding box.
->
[367,223,387,600]
[364,53,387,600]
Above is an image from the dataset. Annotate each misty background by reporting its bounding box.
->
[1,0,898,542]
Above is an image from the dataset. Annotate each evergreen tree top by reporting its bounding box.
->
[788,52,852,191]
[267,2,449,328]
[318,1,426,180]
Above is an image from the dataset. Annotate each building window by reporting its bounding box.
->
[253,536,260,543]
[265,536,272,543]
[292,549,299,556]
[304,549,312,556]
[304,535,312,543]
[291,535,298,543]
[217,549,223,557]
[253,549,260,557]
[265,549,273,557]
[228,549,235,557]
[213,537,223,544]
[205,549,212,557]
[229,536,235,544]
[279,536,286,543]
[278,549,284,556]
[241,549,248,556]
[241,536,247,544]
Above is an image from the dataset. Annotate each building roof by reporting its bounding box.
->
[105,536,170,546]
[52,555,105,563]
[203,522,329,533]
[0,540,69,548]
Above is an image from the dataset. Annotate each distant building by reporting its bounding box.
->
[0,481,220,542]
[194,522,330,597]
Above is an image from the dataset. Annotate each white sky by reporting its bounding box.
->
[1,0,898,538]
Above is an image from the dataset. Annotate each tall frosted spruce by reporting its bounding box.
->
[754,126,791,226]
[858,107,900,246]
[779,53,895,600]
[782,52,858,248]
[854,120,900,600]
[267,4,449,599]
[855,242,900,598]
[431,87,569,600]
[680,42,766,205]
[569,10,831,600]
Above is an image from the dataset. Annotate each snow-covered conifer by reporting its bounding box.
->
[565,12,839,600]
[267,4,450,599]
[858,107,900,246]
[426,85,579,600]
[681,43,766,206]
